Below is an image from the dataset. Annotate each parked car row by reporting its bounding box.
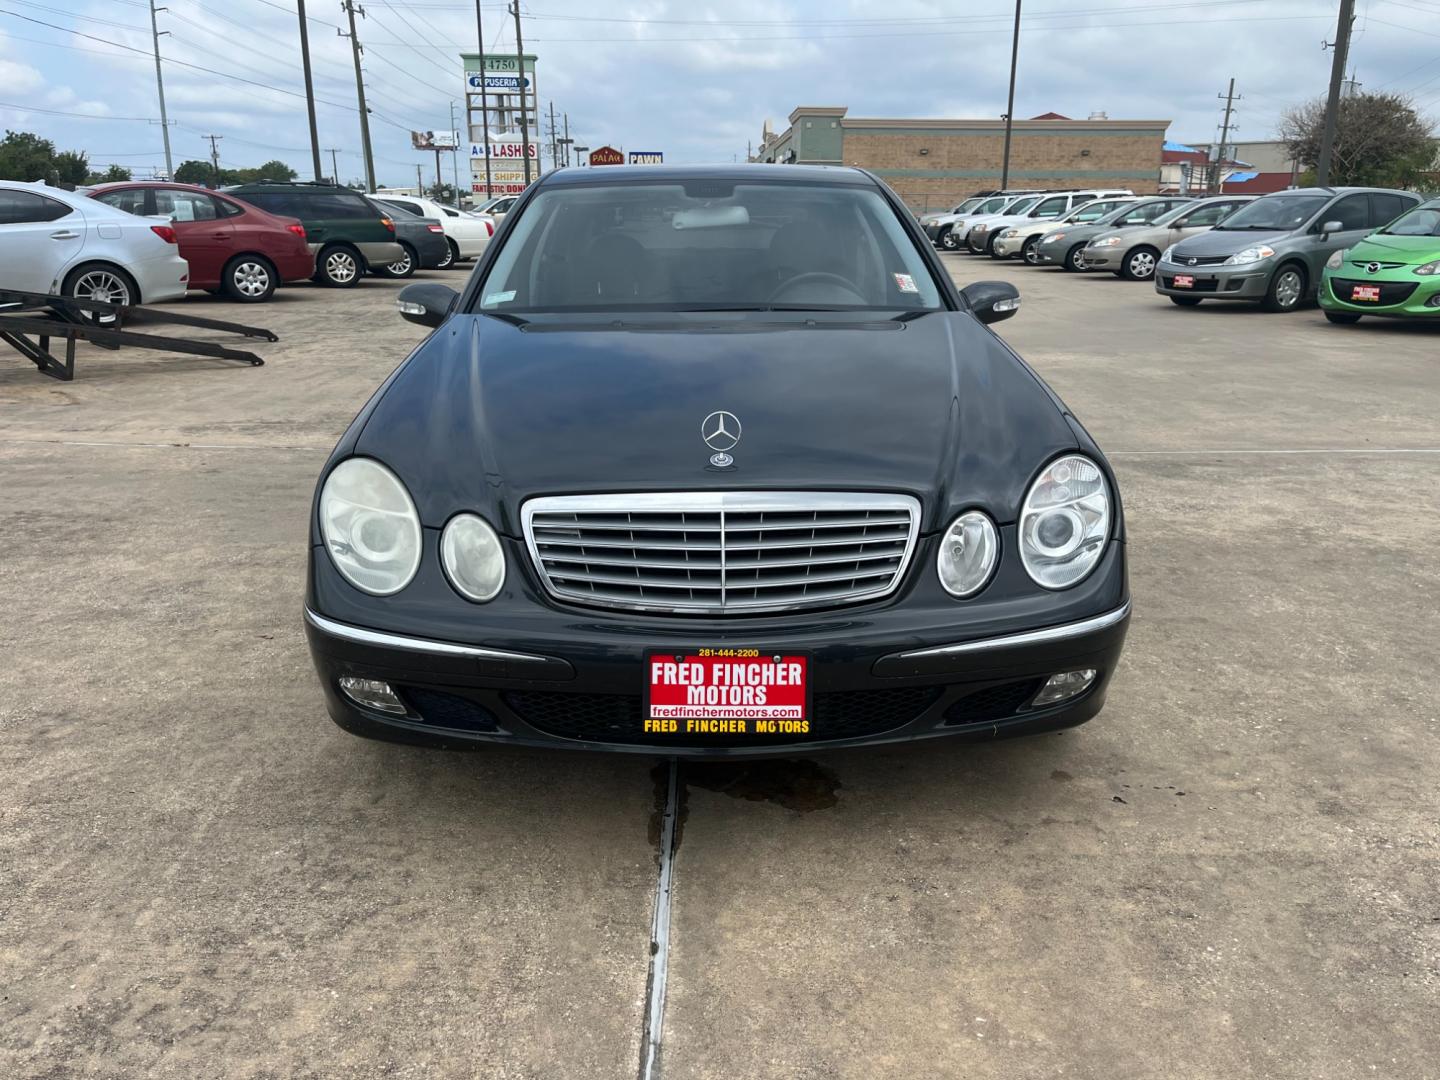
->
[923,187,1134,252]
[0,179,490,313]
[939,183,1437,322]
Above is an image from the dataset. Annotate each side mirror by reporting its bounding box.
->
[396,282,458,328]
[1319,220,1343,239]
[961,281,1021,325]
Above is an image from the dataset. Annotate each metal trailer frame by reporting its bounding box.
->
[0,289,276,382]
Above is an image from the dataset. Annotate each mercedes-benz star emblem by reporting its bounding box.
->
[702,410,741,468]
[1366,262,1381,275]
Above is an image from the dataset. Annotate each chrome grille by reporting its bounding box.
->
[522,492,921,614]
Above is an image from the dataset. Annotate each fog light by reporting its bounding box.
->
[1031,669,1096,707]
[339,677,408,715]
[1427,294,1440,308]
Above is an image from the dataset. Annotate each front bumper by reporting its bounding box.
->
[992,234,1026,258]
[1081,243,1125,270]
[1318,272,1440,317]
[1154,259,1271,299]
[305,537,1130,756]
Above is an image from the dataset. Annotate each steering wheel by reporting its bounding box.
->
[768,271,866,304]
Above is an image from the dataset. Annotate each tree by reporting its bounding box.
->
[0,130,57,181]
[52,149,89,185]
[174,159,213,185]
[85,164,133,183]
[1280,92,1437,189]
[252,159,296,182]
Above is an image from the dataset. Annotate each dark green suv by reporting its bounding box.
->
[222,182,404,287]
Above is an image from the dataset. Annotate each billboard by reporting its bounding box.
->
[473,182,528,195]
[590,145,624,166]
[629,151,663,165]
[412,130,460,150]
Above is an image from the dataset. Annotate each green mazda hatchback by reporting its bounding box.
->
[1320,197,1440,324]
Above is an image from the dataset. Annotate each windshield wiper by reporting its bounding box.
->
[482,310,529,327]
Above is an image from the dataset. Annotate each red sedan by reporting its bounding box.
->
[87,182,314,303]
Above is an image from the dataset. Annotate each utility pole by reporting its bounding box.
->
[548,100,559,171]
[326,147,342,185]
[204,133,223,186]
[340,0,376,193]
[474,0,492,199]
[562,112,571,167]
[1213,78,1239,195]
[1317,0,1356,187]
[147,0,174,179]
[416,164,423,194]
[450,100,461,201]
[999,0,1021,190]
[296,0,324,181]
[511,0,532,186]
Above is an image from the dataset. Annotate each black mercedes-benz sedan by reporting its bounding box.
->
[304,165,1130,755]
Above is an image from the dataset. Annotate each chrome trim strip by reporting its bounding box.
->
[896,601,1131,660]
[305,609,551,664]
[520,491,922,615]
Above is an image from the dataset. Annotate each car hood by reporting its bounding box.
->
[355,311,1079,536]
[1173,227,1288,256]
[1345,233,1440,264]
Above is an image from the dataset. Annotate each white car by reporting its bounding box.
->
[472,195,517,220]
[0,180,188,312]
[373,194,493,262]
[967,188,1135,257]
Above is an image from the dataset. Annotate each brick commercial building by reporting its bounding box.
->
[756,106,1170,212]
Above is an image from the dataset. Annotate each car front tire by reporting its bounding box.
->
[315,244,363,288]
[1262,263,1307,313]
[1063,244,1088,272]
[221,255,276,302]
[1022,237,1042,265]
[1121,246,1159,281]
[938,227,958,250]
[438,239,459,269]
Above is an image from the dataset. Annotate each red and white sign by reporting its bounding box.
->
[645,653,809,735]
[1172,274,1195,288]
[1350,284,1381,302]
[589,145,624,166]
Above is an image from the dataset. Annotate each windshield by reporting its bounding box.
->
[951,197,983,214]
[1002,196,1041,215]
[1382,204,1440,236]
[1065,199,1127,223]
[1092,201,1149,225]
[1152,201,1202,226]
[476,180,944,314]
[1215,194,1328,231]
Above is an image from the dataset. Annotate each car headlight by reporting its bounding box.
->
[1224,245,1275,266]
[1090,236,1122,248]
[1019,455,1111,590]
[1001,228,1019,239]
[319,458,422,595]
[1045,232,1066,244]
[1326,248,1348,270]
[1414,260,1440,276]
[1161,245,1175,262]
[936,510,999,598]
[441,513,506,602]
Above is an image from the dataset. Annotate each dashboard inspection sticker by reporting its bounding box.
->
[893,273,919,293]
[484,290,517,305]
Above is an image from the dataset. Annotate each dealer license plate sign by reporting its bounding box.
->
[1173,274,1195,288]
[645,651,810,737]
[1351,285,1381,302]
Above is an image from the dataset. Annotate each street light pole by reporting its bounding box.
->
[511,0,532,186]
[999,0,1021,190]
[475,0,492,198]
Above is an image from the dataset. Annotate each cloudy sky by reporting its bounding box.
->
[1,0,1438,185]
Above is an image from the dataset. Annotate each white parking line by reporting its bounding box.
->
[1109,448,1440,456]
